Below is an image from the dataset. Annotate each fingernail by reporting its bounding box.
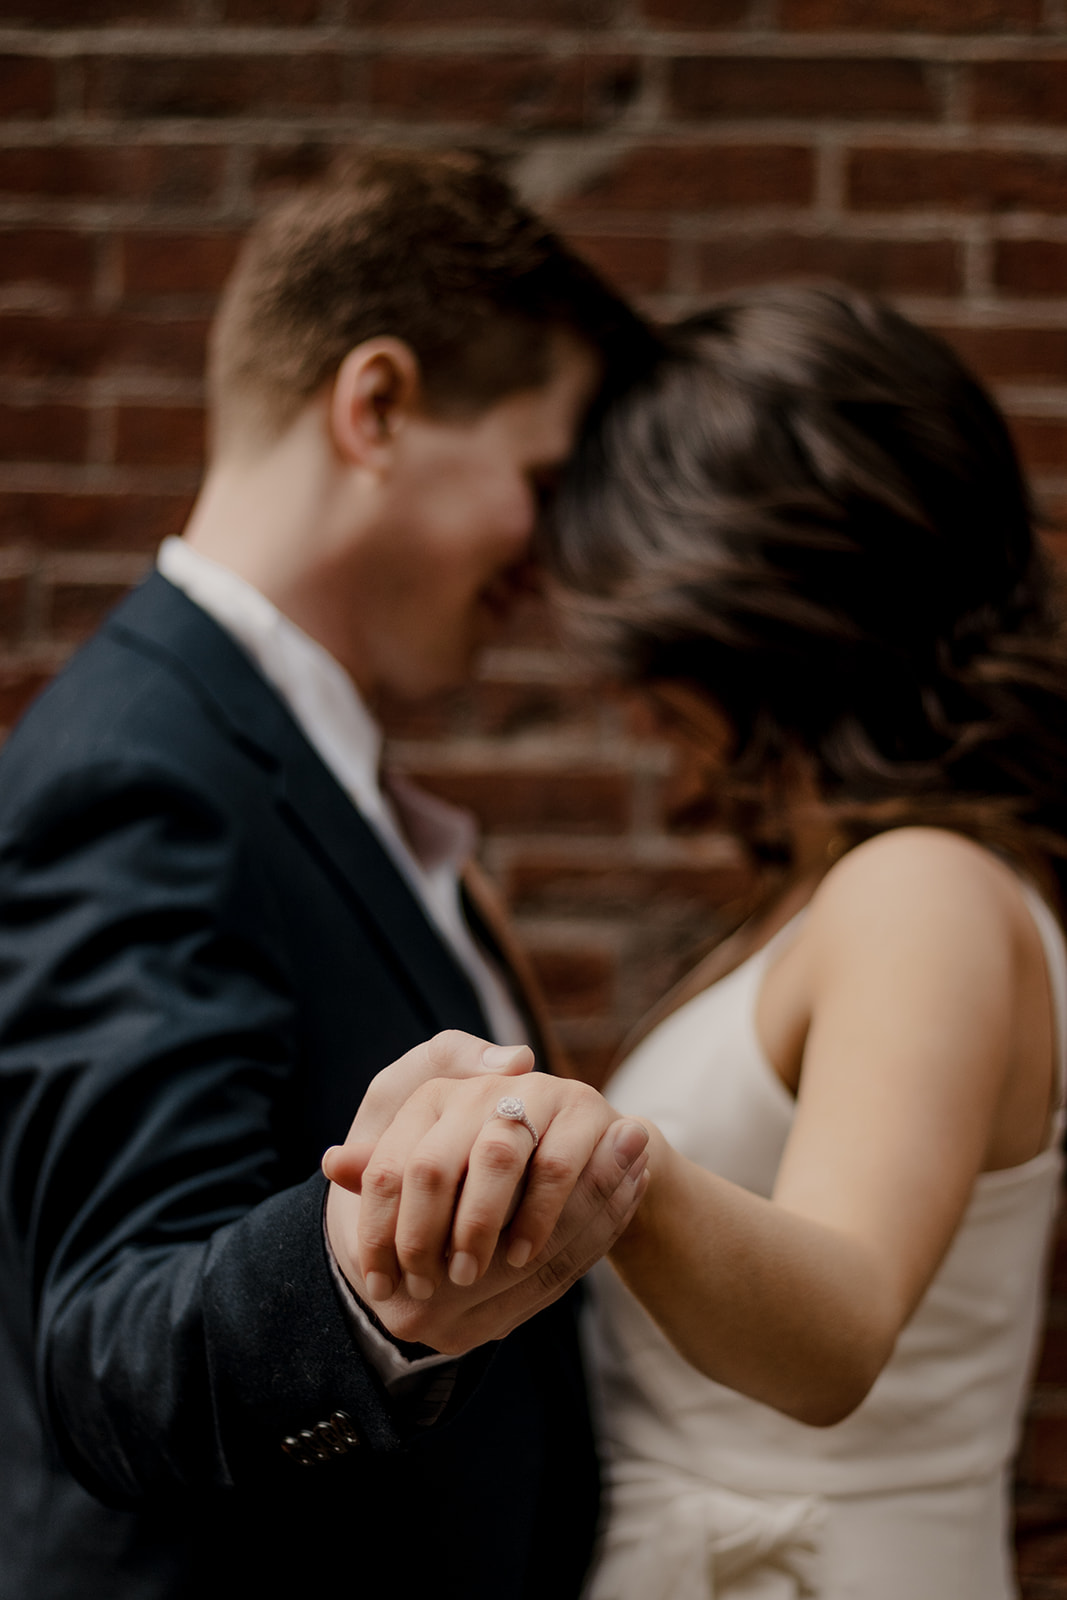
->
[481,1043,530,1071]
[448,1251,478,1287]
[507,1238,533,1269]
[321,1145,340,1176]
[365,1271,394,1303]
[614,1122,649,1170]
[405,1273,435,1301]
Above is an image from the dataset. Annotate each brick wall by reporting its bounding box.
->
[3,1,1067,1586]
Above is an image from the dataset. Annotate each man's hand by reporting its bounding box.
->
[322,1031,650,1354]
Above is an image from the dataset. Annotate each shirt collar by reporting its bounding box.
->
[157,536,461,859]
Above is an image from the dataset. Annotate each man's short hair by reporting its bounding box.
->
[209,147,645,451]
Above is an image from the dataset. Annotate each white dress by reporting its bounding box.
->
[584,883,1067,1600]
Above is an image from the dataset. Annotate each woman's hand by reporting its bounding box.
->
[323,1029,646,1303]
[321,1028,534,1203]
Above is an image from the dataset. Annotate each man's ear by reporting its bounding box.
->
[329,338,422,467]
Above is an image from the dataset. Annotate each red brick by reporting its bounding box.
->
[1014,1489,1067,1590]
[504,854,751,914]
[696,232,960,295]
[1007,415,1067,475]
[120,232,241,298]
[367,54,640,130]
[780,0,1040,29]
[640,0,749,25]
[670,56,936,122]
[0,491,191,552]
[48,580,136,644]
[401,767,631,833]
[0,144,226,205]
[973,60,1067,124]
[568,231,672,294]
[0,575,31,650]
[0,55,56,118]
[1041,524,1067,577]
[0,229,96,292]
[250,142,339,195]
[0,313,208,382]
[114,405,205,470]
[2,0,187,19]
[994,239,1067,297]
[526,944,615,1017]
[848,147,1067,215]
[223,0,322,19]
[933,325,1067,386]
[347,0,617,22]
[1019,1417,1067,1491]
[382,679,602,742]
[466,681,601,741]
[0,663,53,729]
[560,143,816,213]
[83,54,351,120]
[1035,1326,1067,1386]
[0,403,89,464]
[1044,1218,1067,1298]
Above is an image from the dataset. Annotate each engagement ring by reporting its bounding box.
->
[487,1094,540,1149]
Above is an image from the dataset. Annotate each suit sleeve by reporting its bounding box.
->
[0,758,404,1507]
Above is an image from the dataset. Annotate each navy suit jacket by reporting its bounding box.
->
[0,574,599,1599]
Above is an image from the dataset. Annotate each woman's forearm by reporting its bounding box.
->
[609,1124,904,1426]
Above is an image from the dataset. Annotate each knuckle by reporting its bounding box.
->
[584,1160,620,1206]
[529,1150,573,1190]
[479,1134,525,1177]
[534,1251,575,1294]
[394,1229,436,1267]
[454,1205,501,1250]
[360,1221,398,1254]
[363,1158,404,1203]
[406,1153,448,1196]
[426,1029,470,1071]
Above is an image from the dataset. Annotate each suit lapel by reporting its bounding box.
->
[106,573,490,1038]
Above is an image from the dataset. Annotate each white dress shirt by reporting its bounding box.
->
[156,535,528,1393]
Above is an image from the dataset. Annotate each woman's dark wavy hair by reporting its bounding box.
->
[546,283,1067,909]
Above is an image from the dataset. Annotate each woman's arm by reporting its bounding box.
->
[610,828,1051,1425]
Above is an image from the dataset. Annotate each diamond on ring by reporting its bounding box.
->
[488,1094,540,1150]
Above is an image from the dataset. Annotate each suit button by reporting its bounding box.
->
[281,1410,360,1463]
[329,1411,361,1448]
[281,1434,314,1466]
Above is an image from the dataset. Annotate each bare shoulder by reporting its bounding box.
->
[805,826,1031,958]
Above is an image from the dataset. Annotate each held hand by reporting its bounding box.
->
[350,1062,633,1302]
[322,1029,534,1198]
[325,1116,650,1354]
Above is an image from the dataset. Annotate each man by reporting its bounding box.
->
[0,150,654,1600]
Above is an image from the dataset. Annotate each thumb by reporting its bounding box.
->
[478,1042,535,1077]
[322,1139,375,1193]
[347,1030,530,1147]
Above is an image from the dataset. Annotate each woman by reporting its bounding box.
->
[330,286,1067,1598]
